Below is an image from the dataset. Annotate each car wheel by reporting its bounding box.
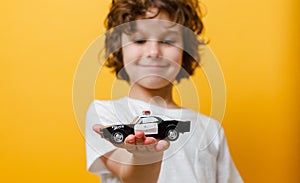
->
[166,128,179,141]
[111,131,125,144]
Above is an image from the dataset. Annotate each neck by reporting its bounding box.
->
[128,83,179,109]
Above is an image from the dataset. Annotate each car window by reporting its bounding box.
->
[142,117,159,123]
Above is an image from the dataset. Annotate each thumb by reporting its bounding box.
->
[155,140,170,152]
[92,124,104,134]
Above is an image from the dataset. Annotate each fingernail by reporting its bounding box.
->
[128,140,134,143]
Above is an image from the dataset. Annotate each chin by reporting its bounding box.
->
[131,76,174,90]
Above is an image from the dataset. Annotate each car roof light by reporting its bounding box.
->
[142,110,151,115]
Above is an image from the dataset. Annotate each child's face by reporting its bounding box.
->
[121,9,183,89]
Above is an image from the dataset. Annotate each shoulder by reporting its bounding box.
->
[86,97,136,126]
[88,99,115,109]
[86,100,112,120]
[87,97,128,115]
[86,97,127,123]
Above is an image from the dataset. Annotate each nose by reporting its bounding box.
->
[145,40,161,58]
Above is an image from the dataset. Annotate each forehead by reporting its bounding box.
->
[138,19,180,33]
[121,19,182,38]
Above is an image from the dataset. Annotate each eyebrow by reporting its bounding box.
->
[130,29,181,36]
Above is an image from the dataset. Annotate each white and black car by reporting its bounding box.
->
[100,111,191,144]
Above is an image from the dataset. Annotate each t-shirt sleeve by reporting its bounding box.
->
[85,101,117,173]
[216,128,243,183]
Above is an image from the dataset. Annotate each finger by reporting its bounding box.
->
[124,134,136,144]
[144,137,156,145]
[155,140,170,152]
[135,131,145,145]
[123,135,136,152]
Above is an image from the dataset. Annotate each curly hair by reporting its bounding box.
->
[104,0,206,81]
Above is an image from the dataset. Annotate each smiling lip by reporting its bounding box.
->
[138,64,168,68]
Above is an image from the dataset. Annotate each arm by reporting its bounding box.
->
[93,125,169,183]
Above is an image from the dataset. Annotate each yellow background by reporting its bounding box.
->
[1,0,299,182]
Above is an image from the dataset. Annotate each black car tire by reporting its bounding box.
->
[111,131,126,144]
[166,127,179,141]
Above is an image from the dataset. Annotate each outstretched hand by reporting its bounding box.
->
[93,124,170,155]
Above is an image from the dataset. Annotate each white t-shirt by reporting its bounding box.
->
[85,97,243,183]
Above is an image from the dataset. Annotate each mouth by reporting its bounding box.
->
[137,64,169,68]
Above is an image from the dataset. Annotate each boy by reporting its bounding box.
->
[86,0,243,182]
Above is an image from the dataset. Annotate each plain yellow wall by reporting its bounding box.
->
[0,0,299,182]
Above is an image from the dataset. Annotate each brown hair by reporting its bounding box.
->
[104,0,205,81]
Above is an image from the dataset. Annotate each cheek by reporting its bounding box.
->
[122,46,142,66]
[166,48,183,66]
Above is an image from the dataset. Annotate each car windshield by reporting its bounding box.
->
[130,116,139,124]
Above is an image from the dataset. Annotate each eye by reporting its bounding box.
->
[134,39,146,44]
[160,40,176,45]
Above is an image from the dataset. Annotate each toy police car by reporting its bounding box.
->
[100,110,191,144]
